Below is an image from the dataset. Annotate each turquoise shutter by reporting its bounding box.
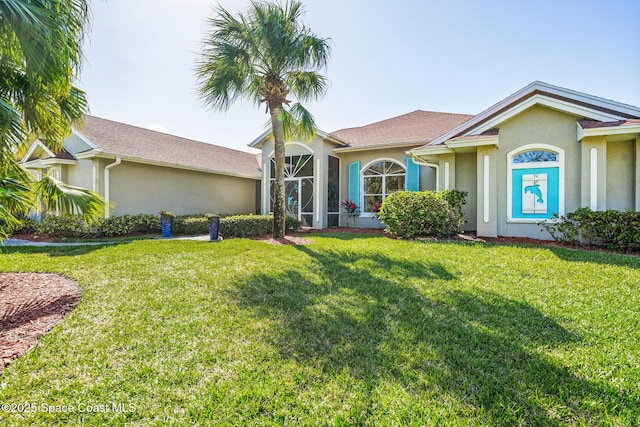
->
[348,161,360,203]
[405,157,420,191]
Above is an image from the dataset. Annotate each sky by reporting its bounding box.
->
[79,0,640,154]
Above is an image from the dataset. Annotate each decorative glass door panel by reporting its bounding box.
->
[285,180,299,218]
[270,154,314,227]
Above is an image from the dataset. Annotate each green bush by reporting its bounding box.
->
[216,214,301,238]
[98,214,160,237]
[9,217,41,234]
[440,189,467,219]
[285,215,302,232]
[173,217,208,235]
[377,190,466,238]
[39,215,96,237]
[543,208,640,250]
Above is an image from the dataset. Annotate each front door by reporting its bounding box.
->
[284,178,313,227]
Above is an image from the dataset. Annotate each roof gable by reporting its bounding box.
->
[421,81,640,149]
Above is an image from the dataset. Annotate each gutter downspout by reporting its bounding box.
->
[409,154,440,191]
[104,157,121,218]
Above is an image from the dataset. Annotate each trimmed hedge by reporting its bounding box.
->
[377,190,467,238]
[12,213,301,239]
[543,207,640,251]
[99,214,160,236]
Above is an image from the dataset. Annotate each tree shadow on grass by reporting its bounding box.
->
[545,245,640,270]
[231,245,637,425]
[0,240,139,257]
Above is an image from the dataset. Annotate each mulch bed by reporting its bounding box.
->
[0,273,81,371]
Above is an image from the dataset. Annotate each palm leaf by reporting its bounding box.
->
[34,175,106,225]
[280,103,316,142]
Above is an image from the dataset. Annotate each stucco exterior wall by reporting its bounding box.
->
[606,140,635,210]
[496,105,582,239]
[65,158,94,190]
[454,152,477,231]
[108,161,257,216]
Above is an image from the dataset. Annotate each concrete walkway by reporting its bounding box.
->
[2,235,215,246]
[1,238,116,247]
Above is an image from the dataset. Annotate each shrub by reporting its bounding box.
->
[173,217,208,235]
[98,214,160,237]
[215,214,300,238]
[440,190,467,219]
[10,217,41,234]
[377,190,466,238]
[39,215,97,237]
[543,208,640,250]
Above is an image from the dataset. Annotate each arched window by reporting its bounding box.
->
[507,144,564,221]
[362,160,405,213]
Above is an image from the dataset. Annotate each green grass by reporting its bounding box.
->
[0,235,639,426]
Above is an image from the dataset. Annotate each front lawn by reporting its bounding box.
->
[0,235,638,425]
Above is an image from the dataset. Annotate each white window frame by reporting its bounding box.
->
[360,158,406,217]
[506,144,565,223]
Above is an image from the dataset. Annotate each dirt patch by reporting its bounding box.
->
[0,273,82,371]
[255,235,314,245]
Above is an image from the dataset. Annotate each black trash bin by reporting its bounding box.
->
[207,215,220,241]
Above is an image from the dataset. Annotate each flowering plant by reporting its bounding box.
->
[372,202,382,219]
[340,198,360,227]
[158,210,176,218]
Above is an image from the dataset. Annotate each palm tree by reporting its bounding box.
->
[196,0,330,238]
[0,0,104,237]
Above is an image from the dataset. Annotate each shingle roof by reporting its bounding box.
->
[578,119,640,129]
[76,115,260,179]
[329,110,474,149]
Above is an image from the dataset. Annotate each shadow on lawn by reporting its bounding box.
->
[0,240,136,257]
[232,245,636,424]
[545,245,640,269]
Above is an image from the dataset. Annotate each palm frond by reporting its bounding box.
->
[34,175,106,225]
[0,165,33,237]
[285,70,327,102]
[281,102,316,142]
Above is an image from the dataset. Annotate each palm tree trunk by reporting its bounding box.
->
[269,102,286,238]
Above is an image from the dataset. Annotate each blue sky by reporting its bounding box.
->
[79,0,640,153]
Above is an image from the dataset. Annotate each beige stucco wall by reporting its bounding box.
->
[108,161,257,216]
[65,158,94,190]
[606,140,635,210]
[496,105,583,239]
[454,152,477,232]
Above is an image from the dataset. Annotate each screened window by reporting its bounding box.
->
[362,160,405,213]
[327,156,340,227]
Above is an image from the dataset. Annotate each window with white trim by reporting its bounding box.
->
[362,160,405,213]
